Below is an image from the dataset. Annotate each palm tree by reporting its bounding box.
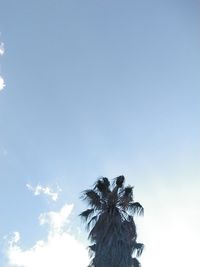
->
[80,176,144,267]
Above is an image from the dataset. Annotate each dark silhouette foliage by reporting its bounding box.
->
[80,176,144,267]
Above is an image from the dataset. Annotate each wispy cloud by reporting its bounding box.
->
[0,76,5,91]
[26,184,62,202]
[0,39,5,91]
[0,147,8,157]
[0,42,5,56]
[6,204,89,267]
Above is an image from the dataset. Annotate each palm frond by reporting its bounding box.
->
[88,244,96,252]
[89,212,109,242]
[129,202,144,216]
[88,244,96,257]
[118,186,134,209]
[87,215,98,231]
[82,189,102,209]
[133,242,144,257]
[111,176,125,197]
[95,177,111,196]
[122,215,137,240]
[102,177,110,187]
[132,257,141,267]
[124,186,133,196]
[79,209,94,221]
[115,175,125,187]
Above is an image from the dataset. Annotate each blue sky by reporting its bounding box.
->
[0,1,200,266]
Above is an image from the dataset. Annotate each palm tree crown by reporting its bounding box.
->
[80,176,144,267]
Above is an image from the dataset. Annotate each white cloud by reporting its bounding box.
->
[39,204,73,233]
[9,232,20,245]
[0,42,5,56]
[26,184,62,202]
[0,76,5,91]
[6,204,89,267]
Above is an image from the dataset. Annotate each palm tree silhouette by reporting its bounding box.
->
[80,176,144,267]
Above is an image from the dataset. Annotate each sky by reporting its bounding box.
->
[0,0,200,266]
